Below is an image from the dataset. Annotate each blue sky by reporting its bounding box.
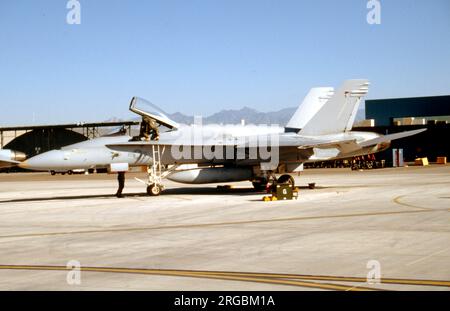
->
[0,0,449,125]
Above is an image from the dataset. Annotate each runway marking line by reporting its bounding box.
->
[406,248,450,267]
[0,265,449,289]
[392,195,434,211]
[0,265,375,291]
[0,209,441,240]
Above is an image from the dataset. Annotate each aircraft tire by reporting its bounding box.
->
[252,178,268,192]
[147,184,162,196]
[277,174,295,187]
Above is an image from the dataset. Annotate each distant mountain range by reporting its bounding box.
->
[165,106,366,126]
[166,107,295,125]
[107,106,366,127]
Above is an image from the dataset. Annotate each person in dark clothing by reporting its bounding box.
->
[139,117,160,141]
[116,172,125,198]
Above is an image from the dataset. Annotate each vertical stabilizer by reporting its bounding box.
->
[285,87,334,132]
[300,80,369,136]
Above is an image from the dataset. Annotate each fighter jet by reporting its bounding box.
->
[19,80,426,195]
[17,85,333,174]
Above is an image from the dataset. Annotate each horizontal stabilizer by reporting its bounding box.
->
[358,129,427,147]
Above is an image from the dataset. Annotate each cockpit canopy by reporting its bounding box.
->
[129,97,179,129]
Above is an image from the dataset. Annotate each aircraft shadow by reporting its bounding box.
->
[0,186,329,204]
[0,193,145,204]
[0,188,259,203]
[162,187,258,196]
[162,185,327,195]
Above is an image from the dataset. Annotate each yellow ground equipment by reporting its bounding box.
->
[262,183,299,202]
[415,157,429,166]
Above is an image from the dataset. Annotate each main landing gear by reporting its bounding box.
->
[252,174,295,192]
[277,174,295,186]
[252,177,269,191]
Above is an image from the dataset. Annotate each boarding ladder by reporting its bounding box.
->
[147,145,162,187]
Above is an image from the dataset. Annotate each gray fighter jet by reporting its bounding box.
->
[19,80,425,195]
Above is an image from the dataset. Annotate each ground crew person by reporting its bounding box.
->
[148,118,159,141]
[138,117,160,141]
[115,171,125,198]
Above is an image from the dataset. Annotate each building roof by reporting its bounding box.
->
[0,121,139,131]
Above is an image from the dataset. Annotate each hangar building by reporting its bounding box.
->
[359,95,450,163]
[365,95,450,126]
[0,121,139,171]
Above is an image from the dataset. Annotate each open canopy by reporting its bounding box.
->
[129,97,179,129]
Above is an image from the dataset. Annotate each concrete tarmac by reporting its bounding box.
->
[0,166,449,290]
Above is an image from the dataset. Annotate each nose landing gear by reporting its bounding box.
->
[147,183,162,196]
[146,145,164,196]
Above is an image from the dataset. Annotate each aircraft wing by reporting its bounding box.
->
[107,129,427,156]
[106,136,357,151]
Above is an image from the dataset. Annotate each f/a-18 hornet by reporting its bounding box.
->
[19,79,425,195]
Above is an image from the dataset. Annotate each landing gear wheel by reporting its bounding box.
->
[147,184,162,196]
[252,178,268,192]
[277,174,295,187]
[50,171,56,176]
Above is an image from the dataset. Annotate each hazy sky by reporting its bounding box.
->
[1,0,449,126]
